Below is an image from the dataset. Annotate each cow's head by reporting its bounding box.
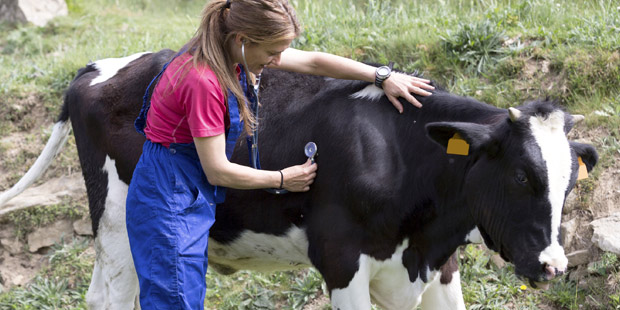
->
[426,101,598,286]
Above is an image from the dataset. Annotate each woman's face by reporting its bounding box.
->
[240,38,293,74]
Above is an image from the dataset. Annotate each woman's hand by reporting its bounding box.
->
[382,73,434,113]
[280,159,317,192]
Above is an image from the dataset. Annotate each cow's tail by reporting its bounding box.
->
[0,106,72,211]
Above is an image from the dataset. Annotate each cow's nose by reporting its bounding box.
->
[544,264,566,280]
[545,265,557,280]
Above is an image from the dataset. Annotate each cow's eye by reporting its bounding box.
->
[516,171,528,184]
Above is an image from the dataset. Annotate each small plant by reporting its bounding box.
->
[440,20,507,74]
[588,252,619,276]
[286,268,325,309]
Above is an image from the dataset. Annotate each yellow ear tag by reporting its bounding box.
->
[446,133,470,156]
[577,157,588,180]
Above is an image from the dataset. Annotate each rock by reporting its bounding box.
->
[2,174,85,211]
[0,0,68,26]
[566,249,591,267]
[563,190,578,214]
[27,219,73,252]
[0,225,23,255]
[0,248,43,290]
[0,237,22,255]
[590,213,620,255]
[561,218,577,247]
[73,216,93,236]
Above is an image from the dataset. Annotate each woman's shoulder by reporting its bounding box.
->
[172,53,221,88]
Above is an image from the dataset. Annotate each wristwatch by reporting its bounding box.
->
[374,61,394,89]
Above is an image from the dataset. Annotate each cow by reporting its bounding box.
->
[0,49,598,310]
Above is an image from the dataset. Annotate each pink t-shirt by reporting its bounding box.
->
[144,53,229,147]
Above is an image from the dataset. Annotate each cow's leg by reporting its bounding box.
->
[329,254,372,310]
[85,157,139,309]
[306,209,373,310]
[420,253,466,310]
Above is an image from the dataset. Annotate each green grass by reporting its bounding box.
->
[204,268,326,309]
[1,0,619,309]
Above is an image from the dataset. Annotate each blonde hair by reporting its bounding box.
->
[184,0,301,134]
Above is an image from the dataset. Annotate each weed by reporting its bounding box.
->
[440,20,507,74]
[595,133,620,169]
[588,252,619,277]
[285,269,325,309]
[45,238,93,283]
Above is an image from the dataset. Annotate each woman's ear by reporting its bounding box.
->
[233,34,245,47]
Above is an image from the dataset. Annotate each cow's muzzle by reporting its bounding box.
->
[528,264,566,290]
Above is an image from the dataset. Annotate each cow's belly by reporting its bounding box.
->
[207,226,312,273]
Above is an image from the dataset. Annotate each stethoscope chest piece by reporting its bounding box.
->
[304,142,318,163]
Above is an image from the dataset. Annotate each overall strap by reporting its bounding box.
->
[224,65,247,160]
[135,49,185,136]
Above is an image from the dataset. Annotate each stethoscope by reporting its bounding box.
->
[241,42,317,194]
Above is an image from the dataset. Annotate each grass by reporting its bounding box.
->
[1,0,619,309]
[204,268,327,309]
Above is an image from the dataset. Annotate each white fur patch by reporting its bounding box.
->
[528,111,570,271]
[332,239,439,310]
[89,52,150,86]
[350,84,385,101]
[208,226,311,272]
[465,227,483,244]
[86,156,140,309]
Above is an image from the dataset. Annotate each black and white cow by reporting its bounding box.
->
[0,49,598,310]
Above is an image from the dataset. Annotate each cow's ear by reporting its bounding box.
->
[425,122,492,151]
[570,141,598,172]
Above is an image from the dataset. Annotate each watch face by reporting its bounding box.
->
[377,66,390,77]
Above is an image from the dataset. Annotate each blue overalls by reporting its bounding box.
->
[126,59,249,309]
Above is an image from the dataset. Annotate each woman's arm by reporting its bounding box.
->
[194,134,316,192]
[271,48,435,113]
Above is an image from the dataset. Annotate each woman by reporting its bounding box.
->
[126,0,434,308]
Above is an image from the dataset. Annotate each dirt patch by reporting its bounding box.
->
[303,293,330,310]
[0,94,57,191]
[0,247,47,289]
[517,57,568,100]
